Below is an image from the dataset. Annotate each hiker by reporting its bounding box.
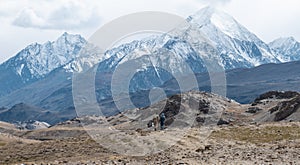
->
[160,113,166,130]
[147,121,153,128]
[152,115,160,131]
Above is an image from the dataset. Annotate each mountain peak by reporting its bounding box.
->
[269,37,300,62]
[189,6,226,24]
[1,32,87,80]
[192,6,235,22]
[62,31,69,36]
[189,6,257,42]
[196,6,217,16]
[56,32,86,44]
[269,37,298,47]
[285,36,296,41]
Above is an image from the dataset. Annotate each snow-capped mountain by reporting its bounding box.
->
[70,7,283,79]
[0,32,87,96]
[2,32,86,79]
[1,6,300,119]
[72,7,285,98]
[188,7,279,69]
[66,7,284,77]
[269,37,300,62]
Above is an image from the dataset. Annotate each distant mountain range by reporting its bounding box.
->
[0,7,300,124]
[269,37,300,62]
[0,33,87,97]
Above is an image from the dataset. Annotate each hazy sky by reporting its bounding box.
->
[1,0,300,63]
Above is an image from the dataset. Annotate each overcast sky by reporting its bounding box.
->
[1,0,300,63]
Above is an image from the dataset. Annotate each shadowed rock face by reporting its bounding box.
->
[142,91,234,129]
[144,91,300,127]
[270,96,300,121]
[255,91,299,103]
[251,91,300,122]
[146,94,183,127]
[160,94,181,126]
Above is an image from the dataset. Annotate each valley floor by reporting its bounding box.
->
[0,122,299,165]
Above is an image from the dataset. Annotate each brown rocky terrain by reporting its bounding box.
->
[0,91,299,164]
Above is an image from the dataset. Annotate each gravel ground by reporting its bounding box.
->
[0,122,299,165]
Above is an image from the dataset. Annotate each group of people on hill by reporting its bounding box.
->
[152,113,165,131]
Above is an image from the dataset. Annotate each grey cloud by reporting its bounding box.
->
[12,3,101,30]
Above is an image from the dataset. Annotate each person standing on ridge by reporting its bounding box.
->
[153,115,159,131]
[160,113,166,130]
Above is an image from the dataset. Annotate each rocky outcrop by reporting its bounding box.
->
[254,91,299,103]
[270,96,300,121]
[253,91,300,122]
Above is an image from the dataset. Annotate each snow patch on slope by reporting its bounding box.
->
[16,64,24,76]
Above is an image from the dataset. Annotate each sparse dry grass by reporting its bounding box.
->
[211,123,300,144]
[0,138,108,164]
[1,122,300,164]
[0,141,6,146]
